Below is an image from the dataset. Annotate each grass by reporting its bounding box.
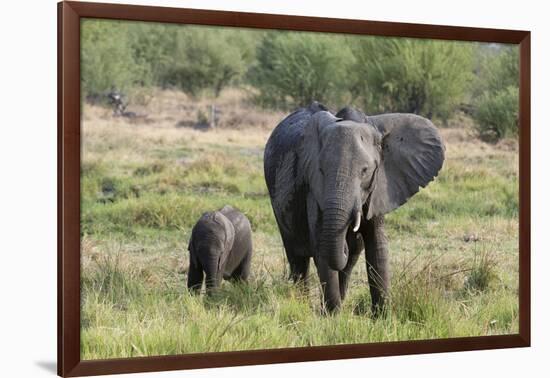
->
[80,89,519,360]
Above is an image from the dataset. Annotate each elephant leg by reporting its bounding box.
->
[187,258,204,294]
[362,215,390,317]
[339,231,364,300]
[290,255,310,284]
[290,255,311,296]
[230,250,252,282]
[280,230,311,286]
[314,256,341,314]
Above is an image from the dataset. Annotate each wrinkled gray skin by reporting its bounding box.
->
[187,205,253,293]
[264,103,445,314]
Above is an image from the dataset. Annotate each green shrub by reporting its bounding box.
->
[159,27,252,97]
[82,21,260,101]
[348,38,474,121]
[473,46,519,141]
[248,32,353,109]
[474,86,519,141]
[81,19,152,102]
[474,45,519,95]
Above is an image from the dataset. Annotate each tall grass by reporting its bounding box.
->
[81,240,517,359]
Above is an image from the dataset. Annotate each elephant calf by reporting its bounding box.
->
[187,205,253,293]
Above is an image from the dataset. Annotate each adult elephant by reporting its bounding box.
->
[263,103,445,314]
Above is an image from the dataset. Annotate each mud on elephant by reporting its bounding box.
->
[264,103,445,314]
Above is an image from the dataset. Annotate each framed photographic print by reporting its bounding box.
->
[58,1,531,376]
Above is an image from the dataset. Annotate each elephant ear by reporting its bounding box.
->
[301,110,341,203]
[366,113,445,219]
[213,212,235,271]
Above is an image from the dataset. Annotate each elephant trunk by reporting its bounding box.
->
[319,206,351,271]
[203,253,221,294]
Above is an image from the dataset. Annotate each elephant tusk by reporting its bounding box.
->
[352,211,361,232]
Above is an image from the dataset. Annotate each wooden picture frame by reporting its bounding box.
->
[58,1,531,376]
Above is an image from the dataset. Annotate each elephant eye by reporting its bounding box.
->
[361,167,368,176]
[319,167,325,176]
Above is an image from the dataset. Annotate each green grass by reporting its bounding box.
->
[81,243,517,358]
[80,100,519,360]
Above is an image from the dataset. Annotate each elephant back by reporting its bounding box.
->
[219,205,251,242]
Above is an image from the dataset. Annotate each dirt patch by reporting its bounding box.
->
[440,127,476,144]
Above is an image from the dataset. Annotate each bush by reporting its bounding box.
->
[348,38,474,122]
[473,46,519,141]
[474,86,519,141]
[81,20,152,102]
[82,21,260,101]
[80,19,520,138]
[475,45,519,95]
[248,32,353,110]
[159,27,252,97]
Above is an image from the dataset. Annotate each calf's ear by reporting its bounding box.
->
[215,212,235,271]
